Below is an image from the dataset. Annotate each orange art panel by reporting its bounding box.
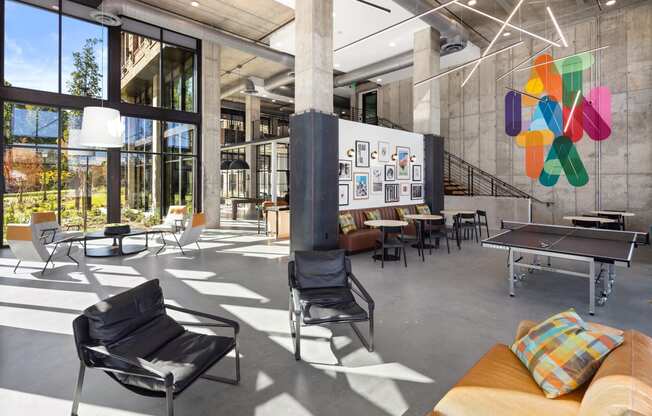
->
[525,145,545,179]
[534,55,562,102]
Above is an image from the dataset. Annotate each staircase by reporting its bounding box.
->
[444,177,468,196]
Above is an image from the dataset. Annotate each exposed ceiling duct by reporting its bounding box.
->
[392,0,469,53]
[334,51,413,87]
[100,0,295,67]
[220,70,294,100]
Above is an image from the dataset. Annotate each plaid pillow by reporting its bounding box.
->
[338,213,357,235]
[364,210,381,221]
[395,207,410,221]
[416,205,431,215]
[511,309,623,398]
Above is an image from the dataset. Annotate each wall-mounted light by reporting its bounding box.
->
[391,153,397,161]
[371,150,378,159]
[410,155,417,163]
[347,148,355,158]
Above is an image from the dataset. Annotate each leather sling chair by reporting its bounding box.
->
[288,250,374,361]
[71,279,240,416]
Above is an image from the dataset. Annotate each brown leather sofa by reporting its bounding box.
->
[338,204,421,253]
[427,320,652,416]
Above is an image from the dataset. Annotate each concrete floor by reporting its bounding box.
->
[1,220,651,416]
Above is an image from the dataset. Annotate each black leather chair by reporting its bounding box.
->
[374,225,408,268]
[288,250,374,361]
[71,279,240,416]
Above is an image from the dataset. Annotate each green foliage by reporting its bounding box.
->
[66,38,102,98]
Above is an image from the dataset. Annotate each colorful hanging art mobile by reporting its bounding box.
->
[505,53,612,187]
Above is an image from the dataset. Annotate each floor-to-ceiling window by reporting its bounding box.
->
[1,1,201,243]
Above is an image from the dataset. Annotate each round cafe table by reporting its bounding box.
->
[364,220,409,262]
[403,214,444,254]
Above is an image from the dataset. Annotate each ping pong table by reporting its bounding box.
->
[481,221,649,315]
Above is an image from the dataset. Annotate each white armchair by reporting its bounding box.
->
[6,224,79,275]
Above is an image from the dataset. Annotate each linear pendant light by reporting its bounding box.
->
[496,44,553,81]
[504,87,544,102]
[515,46,609,72]
[546,6,568,47]
[414,41,523,87]
[454,2,561,48]
[334,0,458,53]
[461,0,525,87]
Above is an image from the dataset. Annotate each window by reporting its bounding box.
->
[4,0,108,97]
[121,33,161,106]
[121,152,159,225]
[221,148,247,198]
[62,15,108,98]
[4,103,59,146]
[163,155,194,210]
[162,44,195,112]
[4,0,59,91]
[256,144,271,199]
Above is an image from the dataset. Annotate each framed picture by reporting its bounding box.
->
[339,183,349,206]
[384,164,396,181]
[378,141,390,162]
[355,140,370,167]
[338,160,352,181]
[412,164,422,181]
[385,183,400,203]
[396,146,410,179]
[353,172,369,199]
[371,166,383,193]
[400,183,410,196]
[411,183,423,200]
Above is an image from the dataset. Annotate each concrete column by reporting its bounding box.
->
[245,95,261,141]
[271,141,278,203]
[413,27,441,134]
[294,0,334,114]
[201,40,221,228]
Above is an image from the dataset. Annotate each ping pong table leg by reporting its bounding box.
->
[589,261,596,315]
[508,249,515,297]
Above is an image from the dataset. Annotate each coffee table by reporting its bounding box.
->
[76,228,166,257]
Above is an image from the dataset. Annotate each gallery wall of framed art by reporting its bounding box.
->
[337,119,425,210]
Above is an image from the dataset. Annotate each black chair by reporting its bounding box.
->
[572,219,600,228]
[458,213,479,242]
[71,279,240,416]
[288,250,374,361]
[374,225,408,268]
[476,210,490,238]
[592,213,623,230]
[445,214,462,250]
[424,219,450,255]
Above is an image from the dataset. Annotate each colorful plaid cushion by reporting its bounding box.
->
[364,210,381,221]
[511,309,624,398]
[416,205,431,215]
[395,207,410,221]
[338,213,357,235]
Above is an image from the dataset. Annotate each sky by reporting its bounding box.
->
[4,0,108,96]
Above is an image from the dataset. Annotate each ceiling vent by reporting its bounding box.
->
[242,78,259,95]
[441,35,467,54]
[89,10,122,27]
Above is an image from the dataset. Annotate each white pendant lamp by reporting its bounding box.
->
[68,129,94,156]
[80,106,122,148]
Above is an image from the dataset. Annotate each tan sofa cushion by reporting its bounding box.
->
[578,329,652,416]
[432,344,584,416]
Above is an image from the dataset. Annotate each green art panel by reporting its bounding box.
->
[562,57,583,107]
[539,136,589,187]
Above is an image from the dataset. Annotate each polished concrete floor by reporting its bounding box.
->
[1,220,651,416]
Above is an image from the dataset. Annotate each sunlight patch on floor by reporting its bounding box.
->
[85,265,141,276]
[255,392,315,416]
[220,304,332,338]
[184,281,269,303]
[218,244,289,259]
[92,273,148,287]
[165,269,216,279]
[0,286,100,310]
[0,305,77,335]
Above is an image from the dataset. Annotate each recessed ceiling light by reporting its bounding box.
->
[503,32,511,37]
[239,90,245,94]
[290,99,294,103]
[605,0,616,5]
[389,42,396,47]
[191,1,199,7]
[467,0,477,5]
[272,99,276,102]
[280,85,288,89]
[376,78,382,82]
[51,4,59,9]
[334,63,341,68]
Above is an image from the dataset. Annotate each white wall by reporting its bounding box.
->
[338,119,424,210]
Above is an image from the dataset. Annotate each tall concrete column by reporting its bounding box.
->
[201,40,221,228]
[413,27,440,135]
[290,0,339,251]
[245,95,261,141]
[294,0,334,114]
